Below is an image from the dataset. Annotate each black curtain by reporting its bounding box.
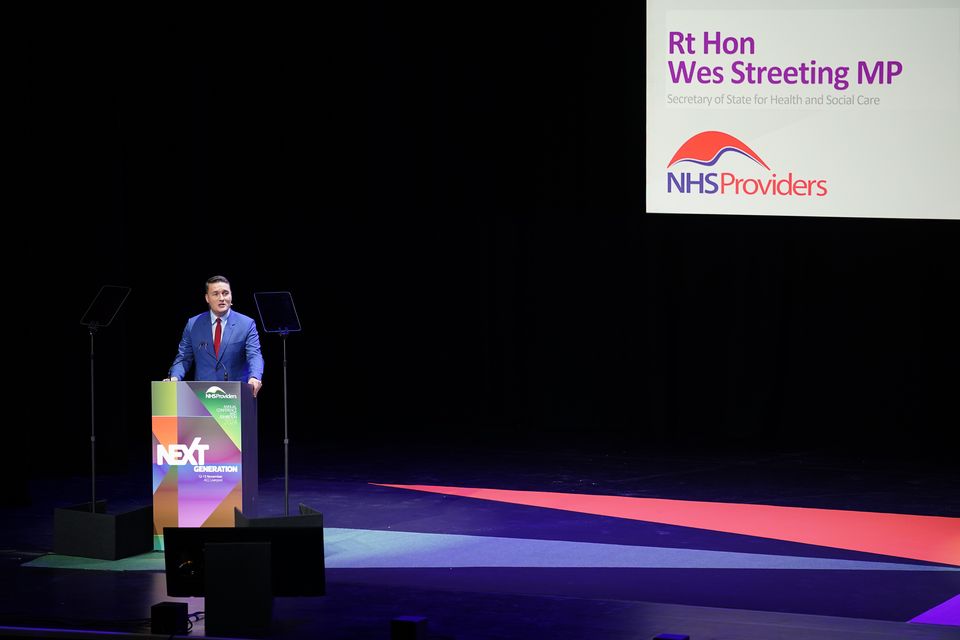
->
[25,6,959,477]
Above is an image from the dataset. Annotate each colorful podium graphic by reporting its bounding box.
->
[152,382,258,545]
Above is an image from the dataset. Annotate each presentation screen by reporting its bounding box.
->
[645,0,960,219]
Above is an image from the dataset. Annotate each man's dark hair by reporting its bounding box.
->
[205,275,230,292]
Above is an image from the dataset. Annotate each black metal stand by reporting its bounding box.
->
[54,285,152,560]
[88,324,97,513]
[253,292,302,517]
[281,332,291,515]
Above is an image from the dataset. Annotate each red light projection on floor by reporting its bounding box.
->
[374,484,960,567]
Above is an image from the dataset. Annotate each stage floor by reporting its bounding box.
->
[3,440,959,639]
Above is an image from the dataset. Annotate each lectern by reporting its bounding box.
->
[152,381,258,547]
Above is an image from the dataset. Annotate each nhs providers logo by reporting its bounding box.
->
[666,130,828,197]
[205,385,238,399]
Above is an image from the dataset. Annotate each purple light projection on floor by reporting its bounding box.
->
[910,593,960,627]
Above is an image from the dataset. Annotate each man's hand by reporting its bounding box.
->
[248,378,262,398]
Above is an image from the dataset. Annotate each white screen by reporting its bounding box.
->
[646,0,960,219]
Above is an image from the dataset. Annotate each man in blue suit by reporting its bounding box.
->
[166,275,264,397]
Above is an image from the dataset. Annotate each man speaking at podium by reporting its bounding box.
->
[165,275,264,398]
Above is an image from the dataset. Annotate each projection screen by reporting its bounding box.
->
[645,0,960,219]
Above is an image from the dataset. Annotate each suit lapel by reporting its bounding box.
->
[194,316,213,359]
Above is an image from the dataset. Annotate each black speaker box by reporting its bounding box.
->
[204,541,274,637]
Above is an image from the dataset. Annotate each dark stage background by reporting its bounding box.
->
[22,7,959,483]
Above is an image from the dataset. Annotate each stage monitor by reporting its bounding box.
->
[163,526,325,597]
[646,0,960,219]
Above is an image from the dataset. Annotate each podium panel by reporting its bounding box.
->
[152,381,258,546]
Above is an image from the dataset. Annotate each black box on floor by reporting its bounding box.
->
[151,601,188,635]
[204,541,274,637]
[392,615,428,640]
[53,501,153,560]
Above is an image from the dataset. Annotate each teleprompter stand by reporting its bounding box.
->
[253,291,302,516]
[54,285,152,560]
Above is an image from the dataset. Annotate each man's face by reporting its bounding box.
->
[205,282,232,317]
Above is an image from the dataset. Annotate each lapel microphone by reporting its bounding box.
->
[199,341,229,381]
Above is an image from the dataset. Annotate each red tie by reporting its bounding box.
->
[214,318,222,357]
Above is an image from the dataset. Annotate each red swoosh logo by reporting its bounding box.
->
[667,131,770,170]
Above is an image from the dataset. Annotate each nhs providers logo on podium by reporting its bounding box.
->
[665,130,828,198]
[204,385,238,399]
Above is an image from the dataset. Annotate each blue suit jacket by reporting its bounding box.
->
[169,310,264,382]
